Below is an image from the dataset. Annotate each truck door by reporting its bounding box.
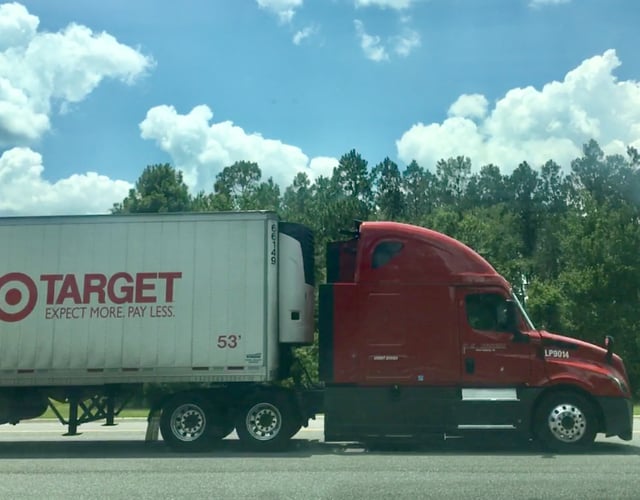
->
[453,288,536,431]
[358,282,460,385]
[457,288,532,385]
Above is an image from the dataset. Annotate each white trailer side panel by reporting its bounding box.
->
[0,212,279,386]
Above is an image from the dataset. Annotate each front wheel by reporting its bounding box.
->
[534,392,598,452]
[235,392,298,451]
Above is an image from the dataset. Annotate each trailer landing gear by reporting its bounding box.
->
[48,389,129,436]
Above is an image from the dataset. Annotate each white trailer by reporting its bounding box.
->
[0,212,317,450]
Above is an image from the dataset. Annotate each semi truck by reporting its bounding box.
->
[0,211,633,452]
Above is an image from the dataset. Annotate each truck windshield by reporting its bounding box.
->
[512,292,536,330]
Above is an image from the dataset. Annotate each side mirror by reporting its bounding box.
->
[502,300,529,342]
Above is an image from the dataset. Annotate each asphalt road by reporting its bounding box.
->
[0,417,638,499]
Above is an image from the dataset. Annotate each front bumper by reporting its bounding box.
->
[596,396,634,441]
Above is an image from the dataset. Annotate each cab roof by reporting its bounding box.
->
[356,221,509,287]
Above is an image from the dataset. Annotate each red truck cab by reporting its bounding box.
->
[319,221,633,450]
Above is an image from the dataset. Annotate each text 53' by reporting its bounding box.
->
[217,334,241,349]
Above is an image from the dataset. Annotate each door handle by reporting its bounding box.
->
[465,358,475,374]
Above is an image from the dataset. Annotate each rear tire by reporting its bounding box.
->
[235,391,298,451]
[160,393,218,452]
[534,392,597,452]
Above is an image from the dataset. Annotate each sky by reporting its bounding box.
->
[1,0,639,215]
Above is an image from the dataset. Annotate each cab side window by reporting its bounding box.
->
[371,241,404,269]
[465,293,509,332]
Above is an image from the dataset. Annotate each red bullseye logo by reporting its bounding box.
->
[0,273,38,322]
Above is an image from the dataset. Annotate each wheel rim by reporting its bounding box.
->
[547,403,587,443]
[245,402,282,441]
[170,403,207,442]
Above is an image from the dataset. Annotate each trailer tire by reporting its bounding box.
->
[534,391,597,452]
[160,393,218,452]
[235,392,297,451]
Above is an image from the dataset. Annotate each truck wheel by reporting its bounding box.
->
[160,394,217,452]
[235,392,297,451]
[534,392,597,452]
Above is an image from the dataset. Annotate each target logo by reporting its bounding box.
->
[0,273,38,322]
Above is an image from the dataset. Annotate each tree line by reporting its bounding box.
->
[113,140,640,396]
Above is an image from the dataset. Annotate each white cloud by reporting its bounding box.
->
[293,25,317,45]
[0,2,37,49]
[256,0,303,24]
[448,94,489,120]
[309,156,337,178]
[354,19,420,61]
[0,147,131,215]
[396,50,640,172]
[355,0,416,9]
[0,2,154,146]
[139,104,337,191]
[0,3,153,215]
[354,20,389,62]
[392,28,420,57]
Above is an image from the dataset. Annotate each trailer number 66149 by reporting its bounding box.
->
[270,223,277,265]
[217,335,241,349]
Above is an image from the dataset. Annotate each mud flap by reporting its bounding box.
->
[145,410,161,442]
